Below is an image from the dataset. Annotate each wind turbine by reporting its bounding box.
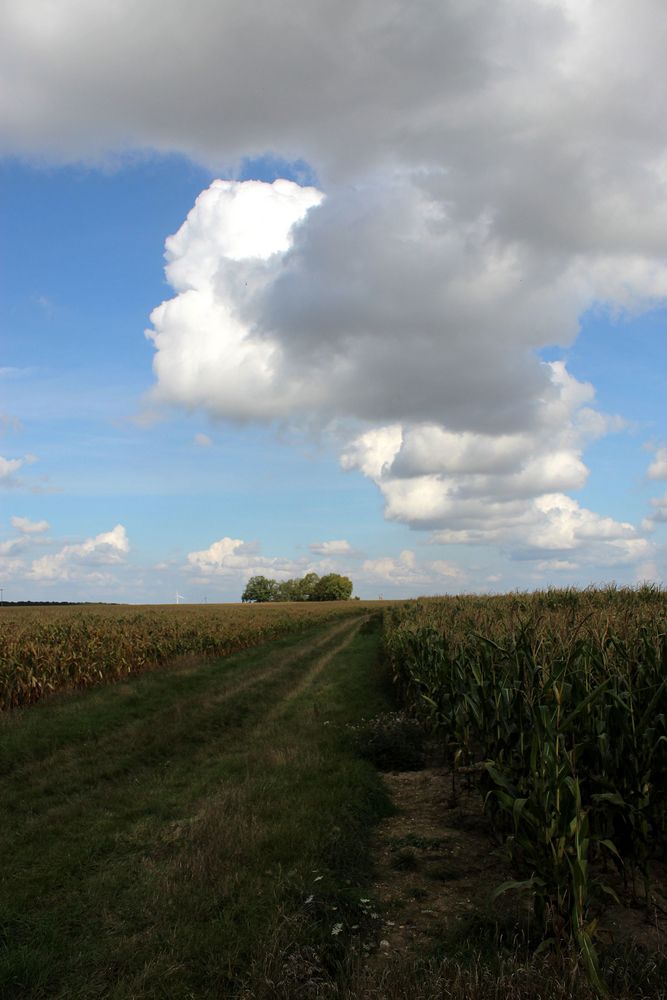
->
[176,592,185,605]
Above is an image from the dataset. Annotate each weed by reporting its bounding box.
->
[350,712,427,771]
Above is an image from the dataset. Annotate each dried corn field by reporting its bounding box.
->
[0,601,372,710]
[383,586,667,989]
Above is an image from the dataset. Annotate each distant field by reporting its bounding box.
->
[0,600,389,710]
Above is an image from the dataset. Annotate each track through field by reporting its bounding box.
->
[0,613,391,1000]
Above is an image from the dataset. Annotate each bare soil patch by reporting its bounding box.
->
[364,765,667,966]
[363,767,511,964]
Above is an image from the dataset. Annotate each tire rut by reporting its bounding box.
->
[2,615,366,785]
[264,615,368,723]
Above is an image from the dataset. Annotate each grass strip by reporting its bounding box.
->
[0,615,392,999]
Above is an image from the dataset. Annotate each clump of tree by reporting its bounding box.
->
[242,572,353,603]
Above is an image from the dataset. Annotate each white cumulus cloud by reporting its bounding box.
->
[0,537,26,557]
[642,492,667,532]
[140,163,659,581]
[30,524,129,582]
[0,454,37,489]
[308,540,353,556]
[186,536,304,582]
[339,362,645,568]
[3,0,666,584]
[360,549,464,590]
[11,515,49,534]
[146,179,324,421]
[647,447,667,481]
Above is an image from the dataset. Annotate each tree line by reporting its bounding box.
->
[241,572,354,603]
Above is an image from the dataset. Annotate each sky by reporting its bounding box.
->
[1,0,666,603]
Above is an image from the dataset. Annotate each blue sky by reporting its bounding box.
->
[1,1,666,602]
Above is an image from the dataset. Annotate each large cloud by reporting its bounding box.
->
[146,172,667,435]
[2,1,667,196]
[5,0,667,578]
[143,158,661,573]
[339,361,652,568]
[146,178,325,419]
[0,0,561,169]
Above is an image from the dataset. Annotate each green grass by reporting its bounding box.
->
[0,615,393,999]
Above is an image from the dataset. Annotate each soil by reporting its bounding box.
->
[361,766,512,964]
[362,763,667,966]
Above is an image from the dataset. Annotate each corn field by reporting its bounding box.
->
[383,586,667,988]
[0,601,368,710]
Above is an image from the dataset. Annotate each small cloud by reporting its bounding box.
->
[0,453,37,490]
[636,561,660,583]
[35,294,56,318]
[0,413,23,435]
[430,558,463,578]
[11,515,49,535]
[0,537,27,556]
[536,559,579,572]
[308,539,352,556]
[647,447,667,481]
[643,492,667,532]
[194,432,213,447]
[127,407,165,429]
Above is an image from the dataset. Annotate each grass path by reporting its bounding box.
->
[264,615,367,723]
[0,614,392,999]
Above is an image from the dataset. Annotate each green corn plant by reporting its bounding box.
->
[380,586,667,995]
